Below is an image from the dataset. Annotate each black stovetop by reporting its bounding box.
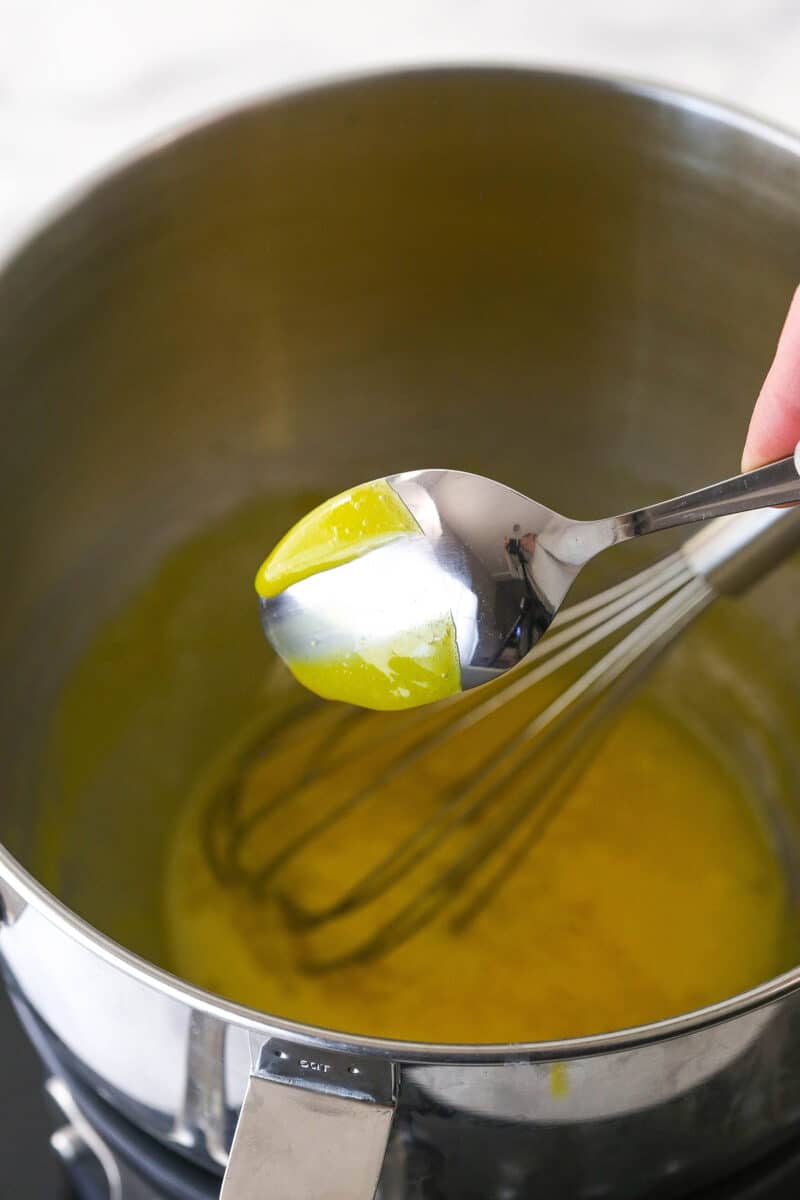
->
[0,983,73,1198]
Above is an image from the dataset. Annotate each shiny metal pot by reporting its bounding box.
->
[3,66,800,1200]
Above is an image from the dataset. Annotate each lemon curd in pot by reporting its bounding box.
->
[35,497,800,1044]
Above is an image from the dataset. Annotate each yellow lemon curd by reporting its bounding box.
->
[254,481,461,711]
[36,491,799,1047]
[166,675,799,1044]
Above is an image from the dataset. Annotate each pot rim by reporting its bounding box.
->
[2,61,800,1066]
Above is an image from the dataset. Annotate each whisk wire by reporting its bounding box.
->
[249,554,697,898]
[290,576,713,971]
[232,555,692,887]
[202,550,717,970]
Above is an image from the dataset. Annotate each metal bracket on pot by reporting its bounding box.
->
[220,1037,398,1200]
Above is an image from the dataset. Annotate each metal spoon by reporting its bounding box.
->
[259,443,800,696]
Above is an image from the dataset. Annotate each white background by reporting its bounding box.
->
[2,1,800,254]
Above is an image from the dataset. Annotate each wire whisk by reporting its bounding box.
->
[201,511,800,972]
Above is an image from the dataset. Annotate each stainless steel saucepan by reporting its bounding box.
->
[3,66,800,1200]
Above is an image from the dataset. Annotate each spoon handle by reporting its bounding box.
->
[610,442,800,541]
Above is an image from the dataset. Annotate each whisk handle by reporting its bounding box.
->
[681,506,800,594]
[609,442,800,540]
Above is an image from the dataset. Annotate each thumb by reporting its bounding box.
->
[742,286,800,471]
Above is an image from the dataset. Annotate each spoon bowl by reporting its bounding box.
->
[259,448,800,707]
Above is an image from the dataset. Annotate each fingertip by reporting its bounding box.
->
[742,285,800,470]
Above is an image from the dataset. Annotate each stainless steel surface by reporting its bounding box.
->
[167,1010,229,1167]
[1,65,800,1200]
[257,1037,396,1105]
[221,1056,396,1200]
[244,509,800,969]
[261,450,800,692]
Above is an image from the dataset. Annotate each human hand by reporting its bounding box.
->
[742,287,800,471]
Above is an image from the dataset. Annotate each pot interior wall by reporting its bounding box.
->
[1,69,800,975]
